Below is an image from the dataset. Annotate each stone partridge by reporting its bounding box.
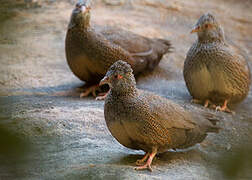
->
[65,0,172,99]
[183,13,251,113]
[101,60,220,171]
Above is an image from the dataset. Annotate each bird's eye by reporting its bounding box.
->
[114,74,123,79]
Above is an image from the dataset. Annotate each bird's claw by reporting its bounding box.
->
[80,90,96,98]
[135,152,150,166]
[80,85,99,98]
[95,94,106,100]
[134,151,156,171]
[215,106,234,114]
[134,164,153,172]
[95,90,110,101]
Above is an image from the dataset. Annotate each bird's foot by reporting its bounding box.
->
[135,162,153,172]
[215,105,234,114]
[135,152,150,166]
[95,90,110,101]
[135,148,157,172]
[191,99,212,108]
[204,99,211,108]
[80,84,99,98]
[215,100,234,114]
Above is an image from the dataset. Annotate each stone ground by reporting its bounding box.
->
[0,0,251,179]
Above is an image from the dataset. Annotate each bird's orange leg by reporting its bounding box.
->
[95,89,110,101]
[204,99,209,108]
[191,99,211,108]
[215,100,233,113]
[135,152,150,166]
[135,148,157,172]
[80,84,99,98]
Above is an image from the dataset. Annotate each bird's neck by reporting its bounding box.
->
[75,23,90,32]
[68,19,91,31]
[79,21,91,29]
[111,85,138,97]
[198,35,224,44]
[197,29,225,44]
[68,23,91,41]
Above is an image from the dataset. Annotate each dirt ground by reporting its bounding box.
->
[0,0,251,179]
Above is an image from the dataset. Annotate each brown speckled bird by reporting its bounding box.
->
[65,0,172,99]
[101,60,220,171]
[183,13,251,113]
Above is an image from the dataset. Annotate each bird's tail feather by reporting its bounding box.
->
[155,38,173,53]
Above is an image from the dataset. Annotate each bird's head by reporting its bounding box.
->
[100,60,136,94]
[68,0,91,29]
[191,13,224,42]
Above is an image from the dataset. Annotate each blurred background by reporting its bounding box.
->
[0,0,251,179]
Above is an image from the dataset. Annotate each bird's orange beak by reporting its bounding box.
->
[99,76,109,86]
[191,26,200,33]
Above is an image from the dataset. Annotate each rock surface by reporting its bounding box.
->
[0,0,251,179]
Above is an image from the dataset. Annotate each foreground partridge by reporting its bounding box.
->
[183,13,251,113]
[65,0,171,98]
[101,60,220,171]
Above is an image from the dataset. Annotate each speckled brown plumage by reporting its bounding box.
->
[183,13,251,112]
[101,60,220,171]
[65,1,171,97]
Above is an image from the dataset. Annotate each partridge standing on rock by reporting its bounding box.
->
[65,0,172,99]
[183,13,251,113]
[101,60,220,171]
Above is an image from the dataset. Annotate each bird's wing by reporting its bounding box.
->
[86,26,171,75]
[83,28,137,72]
[225,38,250,63]
[207,44,251,94]
[139,90,197,130]
[119,90,201,149]
[95,25,153,55]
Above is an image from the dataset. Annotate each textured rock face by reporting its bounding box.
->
[0,0,251,179]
